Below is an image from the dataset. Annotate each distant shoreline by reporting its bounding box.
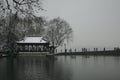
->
[1,50,120,57]
[56,50,120,56]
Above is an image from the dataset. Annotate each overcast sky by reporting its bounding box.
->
[40,0,120,50]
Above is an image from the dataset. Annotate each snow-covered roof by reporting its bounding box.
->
[17,37,48,44]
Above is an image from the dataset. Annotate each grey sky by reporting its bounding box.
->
[40,0,120,50]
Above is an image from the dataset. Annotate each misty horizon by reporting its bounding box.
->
[38,0,120,51]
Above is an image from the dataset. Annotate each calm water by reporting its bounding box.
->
[0,56,120,80]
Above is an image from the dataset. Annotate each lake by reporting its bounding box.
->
[0,55,120,80]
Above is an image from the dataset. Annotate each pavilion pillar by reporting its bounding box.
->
[38,45,40,52]
[30,45,32,52]
[41,46,43,52]
[20,45,22,51]
[18,45,21,51]
[36,45,38,52]
[25,45,27,52]
[39,45,41,52]
[34,45,35,52]
[35,44,37,52]
[29,45,31,52]
[28,44,30,52]
[34,45,36,52]
[32,45,33,52]
[23,45,25,52]
[28,44,29,52]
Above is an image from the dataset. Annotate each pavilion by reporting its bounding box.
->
[17,36,52,56]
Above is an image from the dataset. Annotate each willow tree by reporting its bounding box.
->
[0,0,43,56]
[46,17,73,53]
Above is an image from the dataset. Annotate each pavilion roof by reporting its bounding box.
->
[17,37,48,44]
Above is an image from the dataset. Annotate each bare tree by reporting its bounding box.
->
[0,0,43,17]
[0,0,43,56]
[25,16,46,36]
[46,17,73,53]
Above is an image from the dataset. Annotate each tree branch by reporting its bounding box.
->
[13,0,39,5]
[5,0,10,9]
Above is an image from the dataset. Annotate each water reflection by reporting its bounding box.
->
[0,56,72,80]
[0,56,120,80]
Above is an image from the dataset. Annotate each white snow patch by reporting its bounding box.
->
[17,37,47,43]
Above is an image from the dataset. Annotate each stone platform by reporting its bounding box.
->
[18,52,50,56]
